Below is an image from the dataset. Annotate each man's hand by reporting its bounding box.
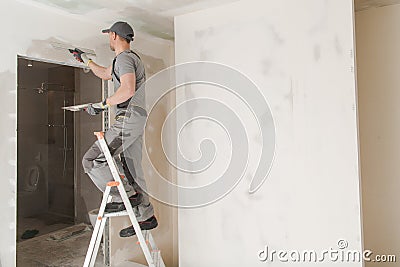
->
[69,48,91,66]
[85,100,110,115]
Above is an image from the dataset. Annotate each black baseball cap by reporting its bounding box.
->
[102,21,134,41]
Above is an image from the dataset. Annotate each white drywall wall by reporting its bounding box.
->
[0,1,175,266]
[356,4,400,266]
[175,0,363,266]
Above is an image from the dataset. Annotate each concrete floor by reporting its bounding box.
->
[17,223,148,267]
[17,212,74,242]
[17,224,106,267]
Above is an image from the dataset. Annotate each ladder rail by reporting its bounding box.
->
[89,218,107,267]
[83,185,112,267]
[148,232,166,267]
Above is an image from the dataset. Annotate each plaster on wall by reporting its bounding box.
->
[0,70,17,266]
[175,0,362,266]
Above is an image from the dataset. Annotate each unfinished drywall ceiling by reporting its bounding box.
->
[355,0,400,11]
[17,0,400,32]
[16,0,240,40]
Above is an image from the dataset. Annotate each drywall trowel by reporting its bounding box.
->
[50,41,96,56]
[62,103,90,112]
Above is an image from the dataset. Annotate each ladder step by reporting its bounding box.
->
[104,210,129,218]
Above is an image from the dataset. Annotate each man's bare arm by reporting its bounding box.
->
[88,62,112,80]
[106,73,136,106]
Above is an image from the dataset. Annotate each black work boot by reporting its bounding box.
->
[119,216,158,237]
[105,192,143,212]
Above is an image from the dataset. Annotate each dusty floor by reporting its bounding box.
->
[17,213,74,242]
[17,224,106,267]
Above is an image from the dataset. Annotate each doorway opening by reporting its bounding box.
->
[16,56,104,265]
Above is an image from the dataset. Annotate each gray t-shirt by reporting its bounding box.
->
[111,50,146,110]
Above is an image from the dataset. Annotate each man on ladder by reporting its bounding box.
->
[70,21,158,237]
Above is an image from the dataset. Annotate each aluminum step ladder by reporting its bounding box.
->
[83,131,165,267]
